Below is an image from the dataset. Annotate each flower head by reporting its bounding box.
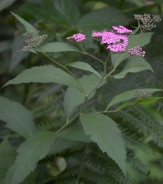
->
[134,14,161,31]
[92,31,102,38]
[112,26,132,34]
[92,29,129,53]
[22,30,48,51]
[128,46,146,57]
[67,33,85,43]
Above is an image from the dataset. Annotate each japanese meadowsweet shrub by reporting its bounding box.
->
[0,12,162,184]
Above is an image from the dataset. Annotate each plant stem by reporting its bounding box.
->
[104,52,110,74]
[43,52,86,96]
[56,97,87,134]
[80,47,105,64]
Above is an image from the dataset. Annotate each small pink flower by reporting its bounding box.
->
[128,46,146,57]
[67,33,85,43]
[112,26,132,34]
[92,31,102,37]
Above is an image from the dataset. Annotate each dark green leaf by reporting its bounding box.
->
[0,97,36,138]
[39,0,80,27]
[3,65,83,93]
[67,61,101,78]
[77,7,131,31]
[11,12,36,32]
[80,112,126,175]
[5,131,56,184]
[116,97,163,111]
[64,74,106,119]
[10,34,29,71]
[34,42,81,53]
[57,125,91,143]
[0,40,12,52]
[0,0,16,11]
[48,138,79,155]
[113,56,153,79]
[106,88,162,110]
[111,32,153,67]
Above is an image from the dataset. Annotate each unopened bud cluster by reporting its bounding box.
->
[134,89,153,100]
[22,30,48,51]
[128,46,146,57]
[134,14,161,31]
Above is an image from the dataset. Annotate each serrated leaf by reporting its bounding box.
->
[0,139,16,169]
[34,42,81,52]
[113,56,153,79]
[80,112,126,175]
[5,131,56,184]
[36,0,80,27]
[48,138,79,155]
[57,125,91,143]
[0,0,16,11]
[111,32,153,67]
[64,74,106,119]
[116,97,163,111]
[67,61,101,78]
[77,7,131,31]
[11,12,36,32]
[0,97,36,138]
[106,88,162,110]
[5,165,37,184]
[3,65,83,93]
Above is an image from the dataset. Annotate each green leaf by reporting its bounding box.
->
[0,139,16,169]
[0,0,16,11]
[77,7,131,31]
[64,74,106,119]
[67,61,101,78]
[106,88,162,110]
[113,56,153,79]
[57,125,91,143]
[11,12,36,32]
[34,42,81,52]
[116,97,163,111]
[111,32,153,67]
[0,97,36,138]
[3,65,83,93]
[80,112,126,175]
[35,0,80,27]
[152,0,163,3]
[5,131,56,184]
[5,166,37,184]
[10,34,29,71]
[0,40,12,52]
[0,139,16,183]
[48,138,79,155]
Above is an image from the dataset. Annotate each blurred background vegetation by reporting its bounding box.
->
[1,0,163,183]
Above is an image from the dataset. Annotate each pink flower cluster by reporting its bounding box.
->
[67,33,85,43]
[92,26,132,53]
[112,26,132,34]
[128,46,146,57]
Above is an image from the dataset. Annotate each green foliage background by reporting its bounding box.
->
[0,0,163,184]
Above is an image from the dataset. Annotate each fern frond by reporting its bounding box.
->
[127,155,148,174]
